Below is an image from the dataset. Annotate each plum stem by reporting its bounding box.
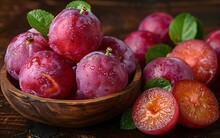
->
[26,36,34,46]
[80,6,87,14]
[105,47,113,56]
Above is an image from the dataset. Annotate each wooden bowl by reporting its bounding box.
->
[0,64,142,128]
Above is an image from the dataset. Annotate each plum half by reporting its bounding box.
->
[132,88,179,135]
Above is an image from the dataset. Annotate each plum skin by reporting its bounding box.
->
[124,30,160,68]
[205,29,220,74]
[98,36,136,76]
[138,12,173,45]
[167,39,218,85]
[19,50,75,99]
[4,29,50,80]
[48,8,103,64]
[143,57,194,85]
[76,51,128,98]
[132,88,179,135]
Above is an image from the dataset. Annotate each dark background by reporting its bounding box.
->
[1,0,220,46]
[1,0,220,137]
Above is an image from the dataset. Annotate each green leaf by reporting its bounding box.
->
[120,108,136,130]
[144,78,172,91]
[66,0,91,12]
[169,13,197,44]
[146,44,172,64]
[27,9,54,37]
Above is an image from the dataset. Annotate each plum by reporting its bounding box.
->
[98,36,136,76]
[19,50,75,99]
[138,12,173,45]
[76,49,128,98]
[4,29,50,80]
[132,88,179,135]
[143,57,194,85]
[48,8,103,64]
[172,80,219,128]
[167,39,218,85]
[205,29,220,74]
[124,30,160,68]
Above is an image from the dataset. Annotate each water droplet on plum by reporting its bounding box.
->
[90,66,95,70]
[27,61,32,69]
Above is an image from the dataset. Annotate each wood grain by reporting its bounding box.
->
[0,65,142,128]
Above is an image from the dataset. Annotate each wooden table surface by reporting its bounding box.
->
[1,0,220,137]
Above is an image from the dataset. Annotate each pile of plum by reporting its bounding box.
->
[123,12,220,135]
[5,4,136,100]
[4,0,220,136]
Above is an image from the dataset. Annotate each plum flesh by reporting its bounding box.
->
[132,88,179,135]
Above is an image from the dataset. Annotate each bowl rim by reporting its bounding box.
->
[0,64,142,105]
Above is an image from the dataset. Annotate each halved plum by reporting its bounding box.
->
[172,80,219,128]
[132,88,179,135]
